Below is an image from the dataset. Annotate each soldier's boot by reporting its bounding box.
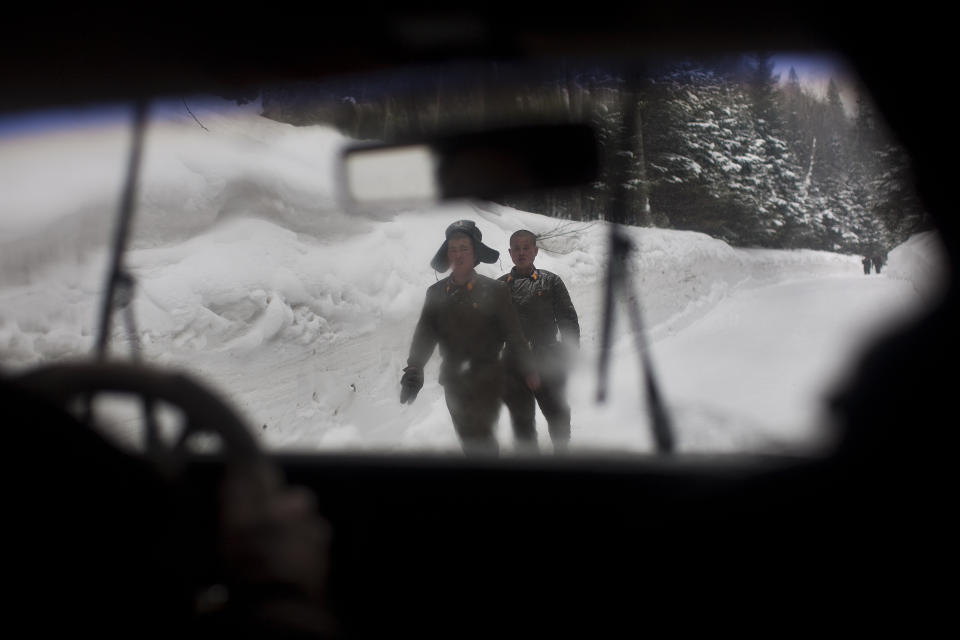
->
[546,414,571,454]
[514,432,540,455]
[460,435,499,456]
[512,418,538,444]
[506,397,538,446]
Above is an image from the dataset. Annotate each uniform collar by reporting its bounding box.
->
[506,266,539,283]
[445,274,476,294]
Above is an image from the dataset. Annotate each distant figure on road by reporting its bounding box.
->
[862,256,873,275]
[872,253,885,274]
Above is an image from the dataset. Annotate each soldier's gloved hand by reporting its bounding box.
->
[400,366,424,404]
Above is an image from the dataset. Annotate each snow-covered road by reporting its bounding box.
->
[647,272,921,454]
[180,265,923,458]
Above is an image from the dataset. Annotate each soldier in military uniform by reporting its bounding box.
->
[872,252,886,274]
[499,230,580,451]
[400,220,539,455]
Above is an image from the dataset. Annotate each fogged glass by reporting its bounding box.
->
[0,53,947,457]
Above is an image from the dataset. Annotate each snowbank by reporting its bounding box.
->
[885,231,950,301]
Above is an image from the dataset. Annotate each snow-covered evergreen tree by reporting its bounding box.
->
[258,57,925,253]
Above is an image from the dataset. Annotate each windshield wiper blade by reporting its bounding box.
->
[596,78,675,454]
[91,99,161,454]
[597,226,675,454]
[95,99,148,359]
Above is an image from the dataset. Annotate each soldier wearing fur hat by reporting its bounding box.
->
[400,220,539,454]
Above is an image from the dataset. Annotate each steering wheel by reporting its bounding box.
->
[11,360,331,630]
[13,360,265,473]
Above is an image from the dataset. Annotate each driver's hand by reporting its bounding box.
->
[219,463,331,604]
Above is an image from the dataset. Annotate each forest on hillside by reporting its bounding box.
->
[256,54,928,254]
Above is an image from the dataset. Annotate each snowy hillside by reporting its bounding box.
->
[0,98,945,455]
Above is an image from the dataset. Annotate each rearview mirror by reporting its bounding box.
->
[338,123,599,207]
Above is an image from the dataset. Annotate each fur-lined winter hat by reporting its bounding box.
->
[430,220,500,271]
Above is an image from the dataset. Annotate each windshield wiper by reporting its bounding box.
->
[95,99,147,359]
[596,80,675,454]
[91,99,161,454]
[597,226,675,453]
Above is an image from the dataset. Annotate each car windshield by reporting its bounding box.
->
[0,52,947,457]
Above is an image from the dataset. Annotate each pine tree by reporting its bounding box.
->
[746,53,780,137]
[255,59,925,253]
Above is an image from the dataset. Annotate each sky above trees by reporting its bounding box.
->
[771,52,857,115]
